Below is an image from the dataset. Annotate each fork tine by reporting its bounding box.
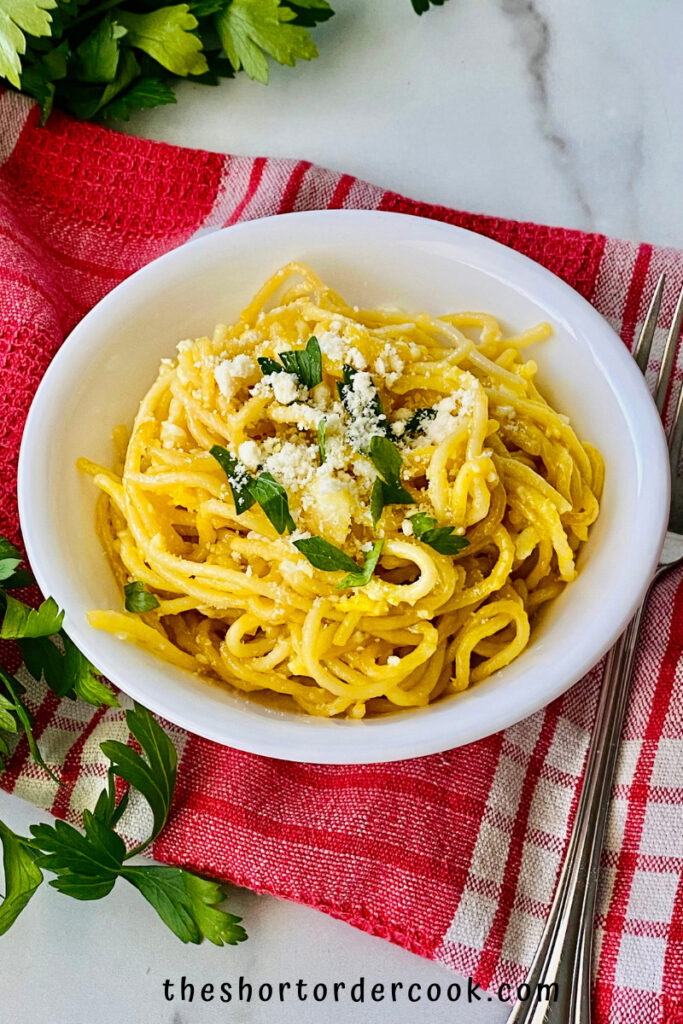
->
[655,281,683,414]
[634,273,665,373]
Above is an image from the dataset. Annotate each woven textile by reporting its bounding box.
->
[1,90,682,1023]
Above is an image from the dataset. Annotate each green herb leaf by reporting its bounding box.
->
[100,703,177,855]
[278,336,322,389]
[248,472,295,534]
[100,76,177,120]
[2,568,34,590]
[257,356,284,375]
[0,821,43,935]
[124,581,160,614]
[368,436,415,525]
[0,0,56,88]
[75,13,126,83]
[62,634,118,707]
[215,0,317,85]
[403,407,436,438]
[29,814,125,899]
[337,540,384,590]
[122,865,247,945]
[317,416,327,464]
[293,536,358,574]
[0,666,60,783]
[0,693,18,734]
[117,5,208,76]
[281,0,334,28]
[409,513,469,555]
[411,0,449,13]
[0,594,63,639]
[209,445,255,514]
[0,537,21,581]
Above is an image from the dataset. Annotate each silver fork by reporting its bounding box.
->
[506,275,683,1024]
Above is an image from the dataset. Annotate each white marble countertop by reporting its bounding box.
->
[2,1,681,1021]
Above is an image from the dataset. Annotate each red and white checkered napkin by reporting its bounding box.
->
[1,89,682,1023]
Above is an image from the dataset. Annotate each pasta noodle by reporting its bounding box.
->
[79,263,603,719]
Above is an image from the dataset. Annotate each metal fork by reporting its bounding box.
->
[506,275,683,1024]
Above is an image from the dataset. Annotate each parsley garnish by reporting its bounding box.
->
[368,436,416,526]
[0,540,247,946]
[317,416,327,464]
[293,536,359,574]
[258,336,322,390]
[249,472,296,534]
[293,537,384,589]
[210,447,296,534]
[409,513,469,555]
[403,407,436,438]
[278,336,322,389]
[338,541,384,590]
[3,0,449,123]
[1,703,247,945]
[209,445,255,514]
[0,537,119,781]
[124,581,160,614]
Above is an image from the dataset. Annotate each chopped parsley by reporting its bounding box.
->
[258,336,322,390]
[368,436,416,526]
[409,513,469,555]
[124,581,160,614]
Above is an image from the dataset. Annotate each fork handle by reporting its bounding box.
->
[505,603,647,1024]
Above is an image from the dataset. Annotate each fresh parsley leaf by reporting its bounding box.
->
[403,407,436,438]
[0,666,60,783]
[0,693,17,734]
[257,356,284,375]
[30,814,125,899]
[215,0,318,85]
[281,0,334,28]
[409,513,469,555]
[317,416,327,464]
[292,536,358,574]
[18,631,117,707]
[2,568,34,590]
[0,594,63,639]
[0,821,43,935]
[411,0,449,13]
[100,703,177,855]
[278,336,322,389]
[122,865,247,945]
[209,445,255,514]
[368,436,415,525]
[75,13,126,83]
[0,537,21,582]
[259,337,321,389]
[93,770,129,829]
[100,75,176,120]
[124,581,160,614]
[117,5,208,76]
[337,540,384,590]
[62,634,119,706]
[248,472,295,534]
[0,0,56,88]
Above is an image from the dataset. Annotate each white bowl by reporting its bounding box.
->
[18,211,669,763]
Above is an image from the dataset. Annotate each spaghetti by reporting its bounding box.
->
[79,263,603,718]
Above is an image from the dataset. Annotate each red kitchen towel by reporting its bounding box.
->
[1,89,683,1023]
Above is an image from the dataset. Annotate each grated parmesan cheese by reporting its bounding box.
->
[214,354,257,399]
[344,371,387,451]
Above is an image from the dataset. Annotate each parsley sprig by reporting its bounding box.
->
[0,540,118,779]
[293,536,384,590]
[368,435,416,527]
[258,335,322,390]
[210,446,295,534]
[1,703,247,945]
[409,513,469,555]
[0,535,247,946]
